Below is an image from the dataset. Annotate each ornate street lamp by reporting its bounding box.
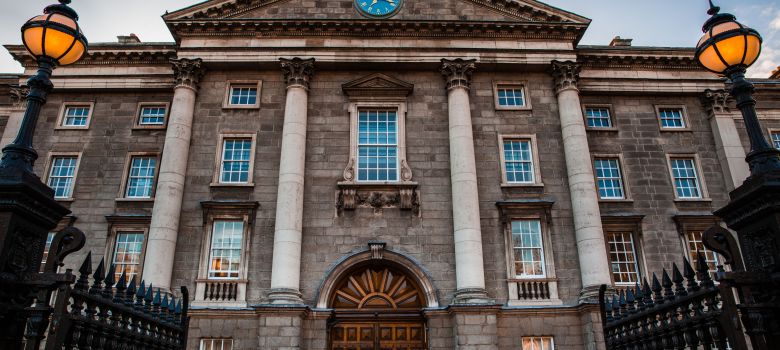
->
[695,0,780,176]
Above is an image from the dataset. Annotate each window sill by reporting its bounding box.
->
[495,106,532,111]
[659,128,692,132]
[54,126,90,130]
[501,183,544,188]
[336,181,419,216]
[132,125,167,131]
[54,198,75,202]
[586,127,619,132]
[210,182,255,188]
[599,198,634,203]
[222,105,260,110]
[115,197,155,202]
[674,198,713,203]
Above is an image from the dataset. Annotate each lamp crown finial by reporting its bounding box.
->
[707,0,720,16]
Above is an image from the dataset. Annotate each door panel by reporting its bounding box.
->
[331,322,426,350]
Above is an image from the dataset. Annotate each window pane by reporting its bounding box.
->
[208,221,243,279]
[686,230,720,279]
[113,232,145,282]
[670,158,702,198]
[497,86,526,107]
[47,156,78,198]
[772,132,780,149]
[586,108,612,128]
[594,158,625,199]
[607,232,640,285]
[63,106,90,126]
[357,110,399,182]
[522,336,555,350]
[511,220,545,277]
[139,106,166,125]
[40,232,56,270]
[220,139,252,183]
[230,86,258,105]
[659,108,685,128]
[126,156,157,198]
[503,139,534,183]
[200,339,234,350]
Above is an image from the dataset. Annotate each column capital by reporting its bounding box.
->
[171,58,206,91]
[551,60,580,94]
[702,89,732,115]
[280,57,315,90]
[440,58,476,90]
[8,85,29,109]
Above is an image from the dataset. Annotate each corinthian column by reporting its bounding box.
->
[440,58,491,304]
[551,61,612,301]
[143,58,205,290]
[268,58,315,304]
[0,86,29,148]
[703,89,749,190]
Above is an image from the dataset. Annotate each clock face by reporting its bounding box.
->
[355,0,403,18]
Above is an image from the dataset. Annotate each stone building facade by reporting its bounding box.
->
[2,0,780,349]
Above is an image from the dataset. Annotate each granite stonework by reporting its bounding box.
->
[3,0,780,349]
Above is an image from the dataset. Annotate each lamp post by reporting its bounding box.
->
[0,0,87,348]
[696,2,780,349]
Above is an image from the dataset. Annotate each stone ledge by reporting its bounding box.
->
[335,181,420,216]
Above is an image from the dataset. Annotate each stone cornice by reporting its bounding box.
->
[165,19,587,42]
[577,47,701,71]
[4,44,177,68]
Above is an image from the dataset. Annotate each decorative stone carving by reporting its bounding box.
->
[171,58,206,90]
[400,160,413,182]
[342,73,414,99]
[703,89,732,115]
[440,58,476,90]
[336,183,420,216]
[368,241,386,260]
[343,158,355,182]
[8,85,29,109]
[551,60,580,94]
[280,57,315,90]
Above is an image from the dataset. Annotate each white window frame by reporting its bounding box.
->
[666,154,710,201]
[655,105,690,131]
[521,336,555,350]
[41,232,56,269]
[493,81,532,110]
[498,134,543,186]
[212,133,257,187]
[355,108,401,183]
[134,102,170,129]
[592,154,630,201]
[206,220,245,280]
[56,102,94,130]
[583,104,616,130]
[199,339,233,350]
[509,219,547,279]
[223,81,262,109]
[197,213,251,283]
[43,152,82,200]
[606,231,642,286]
[346,101,411,184]
[105,225,149,283]
[118,152,159,200]
[768,128,780,149]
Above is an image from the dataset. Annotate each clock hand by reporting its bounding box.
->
[369,0,378,6]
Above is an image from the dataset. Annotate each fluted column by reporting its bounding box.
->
[0,86,29,148]
[142,58,205,290]
[440,58,491,304]
[551,60,612,301]
[703,89,749,191]
[268,58,315,305]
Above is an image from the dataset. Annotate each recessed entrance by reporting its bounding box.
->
[328,265,427,350]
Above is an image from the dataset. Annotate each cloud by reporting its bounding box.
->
[772,10,780,30]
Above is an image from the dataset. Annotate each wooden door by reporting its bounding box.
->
[330,322,426,350]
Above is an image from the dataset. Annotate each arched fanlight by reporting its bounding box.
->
[695,0,762,74]
[21,0,88,66]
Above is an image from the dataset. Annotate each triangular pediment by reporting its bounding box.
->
[164,0,590,24]
[342,73,414,98]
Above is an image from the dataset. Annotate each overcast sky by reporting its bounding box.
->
[0,0,777,77]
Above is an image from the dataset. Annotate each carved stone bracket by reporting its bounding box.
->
[702,89,732,115]
[551,60,580,94]
[8,85,29,109]
[368,241,386,260]
[171,58,206,91]
[440,58,476,90]
[336,182,420,216]
[280,57,315,90]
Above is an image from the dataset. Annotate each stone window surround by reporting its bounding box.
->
[345,101,411,184]
[497,200,561,306]
[210,132,257,187]
[601,215,647,288]
[582,103,617,131]
[655,104,691,132]
[133,102,171,130]
[42,151,83,202]
[493,81,532,111]
[498,134,544,188]
[55,102,95,130]
[193,201,258,307]
[222,80,262,109]
[116,151,161,201]
[104,215,151,283]
[591,153,632,202]
[672,215,727,276]
[665,153,711,202]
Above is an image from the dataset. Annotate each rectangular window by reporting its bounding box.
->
[125,156,157,198]
[357,109,399,182]
[585,107,613,128]
[208,221,244,279]
[658,108,686,129]
[200,339,233,350]
[771,131,780,149]
[139,106,166,125]
[497,85,526,107]
[670,158,703,199]
[511,220,545,278]
[62,105,91,127]
[685,230,720,278]
[503,139,535,184]
[220,139,252,183]
[229,86,258,106]
[522,336,555,350]
[112,232,145,281]
[47,156,78,198]
[607,232,641,285]
[594,158,625,199]
[41,232,56,268]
